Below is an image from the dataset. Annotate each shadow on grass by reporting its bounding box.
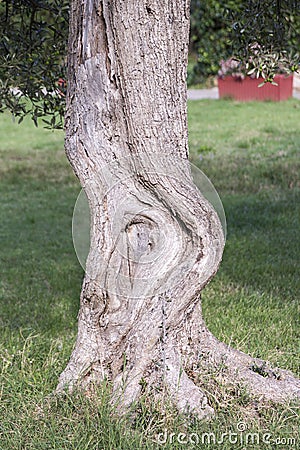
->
[222,189,299,300]
[0,181,82,333]
[201,188,299,373]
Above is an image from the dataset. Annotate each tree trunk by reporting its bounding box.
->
[58,0,300,418]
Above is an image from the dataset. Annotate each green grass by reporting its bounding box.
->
[0,100,299,449]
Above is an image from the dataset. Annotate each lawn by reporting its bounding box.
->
[0,99,299,449]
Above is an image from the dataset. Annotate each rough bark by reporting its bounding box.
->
[58,0,300,418]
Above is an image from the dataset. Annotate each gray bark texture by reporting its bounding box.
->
[58,0,300,418]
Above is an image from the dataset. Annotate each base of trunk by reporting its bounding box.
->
[57,320,300,420]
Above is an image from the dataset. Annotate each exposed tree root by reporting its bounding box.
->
[196,328,300,404]
[56,290,299,421]
[57,319,300,421]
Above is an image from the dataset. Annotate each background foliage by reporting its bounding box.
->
[0,0,299,122]
[189,0,242,85]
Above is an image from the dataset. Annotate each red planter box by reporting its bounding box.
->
[218,74,293,101]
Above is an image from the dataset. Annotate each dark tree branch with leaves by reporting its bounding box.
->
[0,0,68,128]
[230,0,299,82]
[190,0,299,85]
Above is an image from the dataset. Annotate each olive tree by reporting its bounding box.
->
[1,0,299,419]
